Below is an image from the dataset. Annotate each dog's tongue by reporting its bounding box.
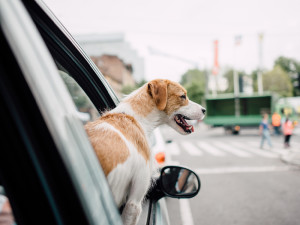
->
[175,115,195,133]
[187,125,194,133]
[182,117,194,133]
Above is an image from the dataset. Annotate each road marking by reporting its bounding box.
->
[195,166,296,175]
[230,142,277,158]
[179,199,194,225]
[213,141,252,157]
[180,141,203,156]
[196,141,225,156]
[167,142,180,155]
[165,143,180,165]
[246,141,289,153]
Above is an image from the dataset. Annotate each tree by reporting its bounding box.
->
[121,80,147,95]
[251,69,259,92]
[274,56,300,96]
[180,69,206,104]
[223,69,246,93]
[223,69,234,93]
[262,66,293,97]
[60,71,90,109]
[184,81,205,104]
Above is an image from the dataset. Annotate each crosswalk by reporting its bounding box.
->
[167,140,299,158]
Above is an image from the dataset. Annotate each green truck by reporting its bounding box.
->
[204,92,278,134]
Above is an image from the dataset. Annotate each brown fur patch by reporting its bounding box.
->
[85,113,150,176]
[127,79,189,117]
[164,81,189,115]
[125,85,156,117]
[148,79,168,110]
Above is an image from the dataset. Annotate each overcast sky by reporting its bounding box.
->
[43,0,300,82]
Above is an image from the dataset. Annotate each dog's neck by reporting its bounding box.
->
[111,85,165,138]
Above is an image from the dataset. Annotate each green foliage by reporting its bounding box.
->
[184,82,205,104]
[121,80,147,95]
[223,69,246,93]
[262,66,293,97]
[274,56,300,96]
[121,85,137,95]
[60,72,90,109]
[274,56,300,73]
[180,69,206,104]
[251,69,259,92]
[223,69,234,93]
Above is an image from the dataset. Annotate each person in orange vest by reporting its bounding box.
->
[272,112,281,135]
[283,118,294,148]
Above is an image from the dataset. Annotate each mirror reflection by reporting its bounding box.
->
[161,167,199,196]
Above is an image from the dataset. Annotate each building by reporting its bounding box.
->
[90,54,135,97]
[75,33,145,83]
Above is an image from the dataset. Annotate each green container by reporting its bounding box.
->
[204,93,276,127]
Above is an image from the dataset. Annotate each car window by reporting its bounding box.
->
[56,62,100,123]
[1,1,122,225]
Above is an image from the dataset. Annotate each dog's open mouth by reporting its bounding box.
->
[174,114,194,133]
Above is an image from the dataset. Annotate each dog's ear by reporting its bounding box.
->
[148,80,168,111]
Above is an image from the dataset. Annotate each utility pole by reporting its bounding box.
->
[257,33,264,95]
[212,40,219,96]
[233,35,242,117]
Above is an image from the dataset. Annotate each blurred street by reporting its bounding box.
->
[161,124,300,225]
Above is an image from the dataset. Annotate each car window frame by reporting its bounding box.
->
[0,0,122,224]
[23,1,171,224]
[3,1,171,225]
[23,0,119,113]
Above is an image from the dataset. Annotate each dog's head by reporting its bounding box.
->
[148,79,206,135]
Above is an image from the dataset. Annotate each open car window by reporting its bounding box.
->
[0,0,123,225]
[23,0,119,112]
[57,65,100,123]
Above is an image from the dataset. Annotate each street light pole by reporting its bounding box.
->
[258,33,264,95]
[233,36,241,117]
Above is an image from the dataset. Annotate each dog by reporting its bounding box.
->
[84,79,206,225]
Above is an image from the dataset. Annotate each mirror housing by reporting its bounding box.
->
[147,166,201,202]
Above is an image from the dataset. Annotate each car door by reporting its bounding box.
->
[0,0,122,224]
[1,1,171,225]
[24,1,171,225]
[23,1,171,225]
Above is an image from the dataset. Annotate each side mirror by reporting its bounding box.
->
[161,166,200,198]
[147,166,201,202]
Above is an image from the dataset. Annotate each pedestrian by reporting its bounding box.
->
[271,112,281,135]
[259,113,272,149]
[283,118,294,148]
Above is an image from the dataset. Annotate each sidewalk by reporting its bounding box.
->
[280,127,300,166]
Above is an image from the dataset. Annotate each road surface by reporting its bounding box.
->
[161,125,300,225]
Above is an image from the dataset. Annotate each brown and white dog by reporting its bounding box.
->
[85,79,206,225]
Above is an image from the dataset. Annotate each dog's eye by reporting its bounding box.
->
[180,94,186,99]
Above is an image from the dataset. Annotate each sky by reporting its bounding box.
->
[43,0,300,83]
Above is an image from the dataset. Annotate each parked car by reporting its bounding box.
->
[0,1,200,225]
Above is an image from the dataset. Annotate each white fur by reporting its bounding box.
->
[95,122,151,207]
[167,100,205,135]
[95,121,152,225]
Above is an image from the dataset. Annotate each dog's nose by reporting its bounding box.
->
[202,108,206,115]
